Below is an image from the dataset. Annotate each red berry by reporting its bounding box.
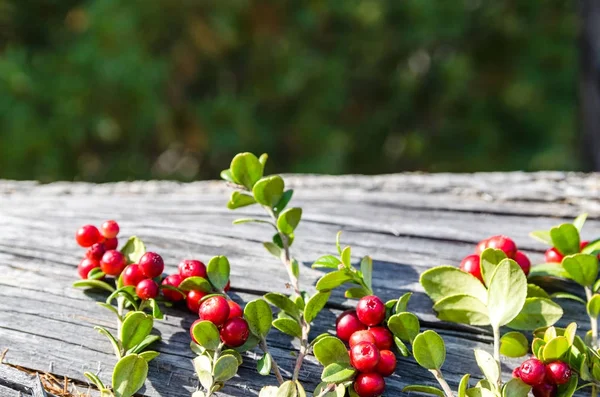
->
[349,330,377,348]
[178,260,207,279]
[514,251,531,276]
[356,296,386,326]
[190,319,202,344]
[187,290,208,313]
[513,367,521,379]
[139,252,164,278]
[369,327,393,350]
[545,248,564,264]
[475,239,489,255]
[220,317,250,347]
[104,237,118,250]
[224,280,231,291]
[459,254,483,282]
[86,243,106,261]
[520,358,547,386]
[100,250,126,276]
[198,295,230,326]
[545,361,571,385]
[227,301,243,319]
[121,264,146,286]
[581,241,589,250]
[375,350,396,377]
[136,279,159,300]
[75,225,101,248]
[532,383,557,397]
[162,274,184,302]
[100,220,120,239]
[350,341,380,373]
[486,235,517,258]
[353,373,385,397]
[336,310,367,342]
[78,258,100,279]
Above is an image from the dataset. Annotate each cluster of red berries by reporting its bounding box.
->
[336,296,395,397]
[76,221,125,278]
[545,241,595,264]
[513,358,571,397]
[459,235,531,282]
[190,295,249,348]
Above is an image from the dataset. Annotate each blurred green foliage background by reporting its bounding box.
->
[0,0,580,182]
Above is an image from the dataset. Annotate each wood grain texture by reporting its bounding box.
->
[0,172,598,396]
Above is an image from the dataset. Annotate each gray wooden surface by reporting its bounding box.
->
[0,172,599,396]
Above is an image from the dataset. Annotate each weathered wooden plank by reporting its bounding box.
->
[0,365,46,397]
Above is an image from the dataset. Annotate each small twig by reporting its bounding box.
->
[259,339,284,385]
[431,369,455,397]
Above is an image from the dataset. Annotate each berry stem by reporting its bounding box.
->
[259,338,284,385]
[585,286,599,348]
[430,369,454,397]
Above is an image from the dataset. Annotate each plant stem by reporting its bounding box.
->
[116,297,125,335]
[585,286,599,348]
[315,383,336,397]
[430,369,454,397]
[259,338,284,385]
[492,326,500,365]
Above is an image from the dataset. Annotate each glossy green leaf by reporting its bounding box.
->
[127,334,160,355]
[312,255,342,269]
[244,299,273,339]
[360,256,373,291]
[220,168,236,183]
[277,207,302,234]
[148,298,163,320]
[458,374,470,397]
[562,254,598,287]
[527,284,550,299]
[335,231,343,255]
[474,349,499,384]
[345,287,370,299]
[466,387,495,397]
[321,363,356,383]
[544,326,557,342]
[273,231,293,248]
[530,230,553,246]
[543,336,569,361]
[87,267,105,280]
[230,152,263,189]
[402,385,445,397]
[228,191,256,209]
[274,189,294,213]
[557,374,578,397]
[480,248,507,286]
[500,332,528,357]
[502,378,531,397]
[272,318,302,338]
[564,323,578,346]
[412,330,446,370]
[341,246,351,268]
[192,320,220,350]
[84,371,106,390]
[139,351,159,362]
[253,175,284,207]
[395,292,413,313]
[582,239,600,255]
[528,263,570,279]
[507,297,563,330]
[387,312,420,343]
[313,383,345,397]
[95,326,122,359]
[264,292,301,320]
[420,266,488,304]
[550,224,580,256]
[178,276,213,292]
[277,381,298,397]
[550,292,586,305]
[221,350,243,366]
[588,294,600,318]
[120,312,153,351]
[573,213,588,231]
[315,270,353,291]
[73,279,115,293]
[120,236,146,265]
[532,338,545,359]
[261,242,281,258]
[207,256,230,290]
[304,291,331,323]
[257,353,272,376]
[394,336,409,356]
[313,336,350,367]
[487,259,527,328]
[112,354,148,397]
[432,294,490,326]
[295,381,306,397]
[213,354,238,382]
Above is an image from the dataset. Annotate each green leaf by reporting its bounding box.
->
[527,284,550,299]
[594,279,600,293]
[127,334,161,355]
[106,287,138,310]
[474,349,500,384]
[315,270,353,291]
[230,152,263,189]
[221,350,243,366]
[213,354,238,382]
[87,267,105,280]
[304,291,331,323]
[73,279,115,293]
[563,254,599,287]
[500,332,528,357]
[550,223,580,255]
[227,191,256,209]
[480,248,508,286]
[272,318,302,338]
[395,292,413,313]
[97,302,120,317]
[394,336,410,356]
[588,294,600,318]
[244,299,273,338]
[112,354,148,397]
[207,256,230,290]
[550,292,586,305]
[120,236,146,265]
[233,333,259,353]
[582,238,600,255]
[291,258,300,279]
[179,276,213,292]
[84,372,106,390]
[564,323,578,346]
[574,213,588,231]
[413,330,446,370]
[502,378,531,397]
[387,312,420,343]
[95,326,122,359]
[275,189,294,213]
[528,263,570,279]
[263,242,282,257]
[360,256,373,291]
[259,386,280,397]
[277,381,298,397]
[257,353,272,376]
[312,255,342,269]
[420,266,488,304]
[458,374,470,397]
[345,287,370,299]
[148,298,163,320]
[277,208,302,234]
[530,230,553,246]
[487,259,527,328]
[402,386,445,397]
[543,336,570,361]
[314,383,345,397]
[341,246,351,268]
[532,338,545,359]
[313,336,350,367]
[264,293,301,320]
[335,231,343,255]
[432,294,490,326]
[139,351,159,362]
[192,320,221,350]
[220,169,236,183]
[321,363,356,383]
[557,374,578,397]
[273,232,293,248]
[253,176,285,207]
[466,387,495,397]
[258,153,268,168]
[507,297,563,331]
[120,312,153,351]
